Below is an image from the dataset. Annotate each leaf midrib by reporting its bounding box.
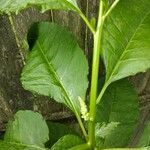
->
[106,10,150,84]
[37,41,76,112]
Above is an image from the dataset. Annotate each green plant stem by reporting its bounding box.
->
[8,14,25,65]
[103,0,120,19]
[79,11,96,34]
[96,0,120,105]
[88,0,105,148]
[52,80,88,140]
[76,0,120,140]
[75,111,88,141]
[96,82,109,104]
[66,101,88,140]
[65,1,95,34]
[69,143,90,150]
[61,90,87,140]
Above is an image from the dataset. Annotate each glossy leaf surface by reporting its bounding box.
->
[0,0,79,14]
[102,0,150,84]
[0,110,49,150]
[96,79,139,148]
[50,134,83,150]
[21,22,88,113]
[0,141,48,150]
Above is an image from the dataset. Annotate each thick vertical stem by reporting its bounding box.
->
[88,0,104,148]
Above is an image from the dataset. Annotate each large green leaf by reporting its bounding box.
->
[0,141,48,150]
[102,0,150,84]
[96,79,139,148]
[50,134,83,150]
[0,110,49,150]
[0,0,79,15]
[21,22,88,113]
[137,121,150,147]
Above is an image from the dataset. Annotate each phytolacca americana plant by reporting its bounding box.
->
[0,0,150,150]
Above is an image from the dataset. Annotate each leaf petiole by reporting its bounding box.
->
[96,82,109,104]
[103,0,120,19]
[68,143,90,150]
[79,11,96,34]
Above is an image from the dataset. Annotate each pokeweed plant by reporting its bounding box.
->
[0,0,150,150]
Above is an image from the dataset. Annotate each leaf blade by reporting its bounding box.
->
[102,0,150,84]
[0,110,49,150]
[50,135,83,150]
[21,22,89,113]
[96,79,139,148]
[0,0,79,14]
[4,110,49,148]
[0,141,48,150]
